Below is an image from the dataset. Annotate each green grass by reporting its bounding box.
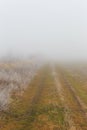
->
[63,70,87,105]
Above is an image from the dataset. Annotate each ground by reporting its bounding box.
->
[0,64,87,130]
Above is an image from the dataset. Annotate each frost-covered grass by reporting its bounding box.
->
[0,60,43,110]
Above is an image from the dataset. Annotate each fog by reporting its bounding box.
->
[0,0,87,61]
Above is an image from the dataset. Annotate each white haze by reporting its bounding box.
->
[0,0,87,61]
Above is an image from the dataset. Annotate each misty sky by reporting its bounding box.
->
[0,0,87,60]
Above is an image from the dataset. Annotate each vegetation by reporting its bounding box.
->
[0,62,87,129]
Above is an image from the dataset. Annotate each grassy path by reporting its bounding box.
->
[0,65,87,130]
[56,66,87,130]
[52,66,76,130]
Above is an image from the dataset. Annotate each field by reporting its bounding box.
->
[0,61,87,130]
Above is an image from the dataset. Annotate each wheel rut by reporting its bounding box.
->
[52,66,77,130]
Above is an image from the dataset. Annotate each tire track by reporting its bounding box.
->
[52,66,77,130]
[16,67,47,129]
[63,77,87,116]
[57,68,87,129]
[0,68,47,124]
